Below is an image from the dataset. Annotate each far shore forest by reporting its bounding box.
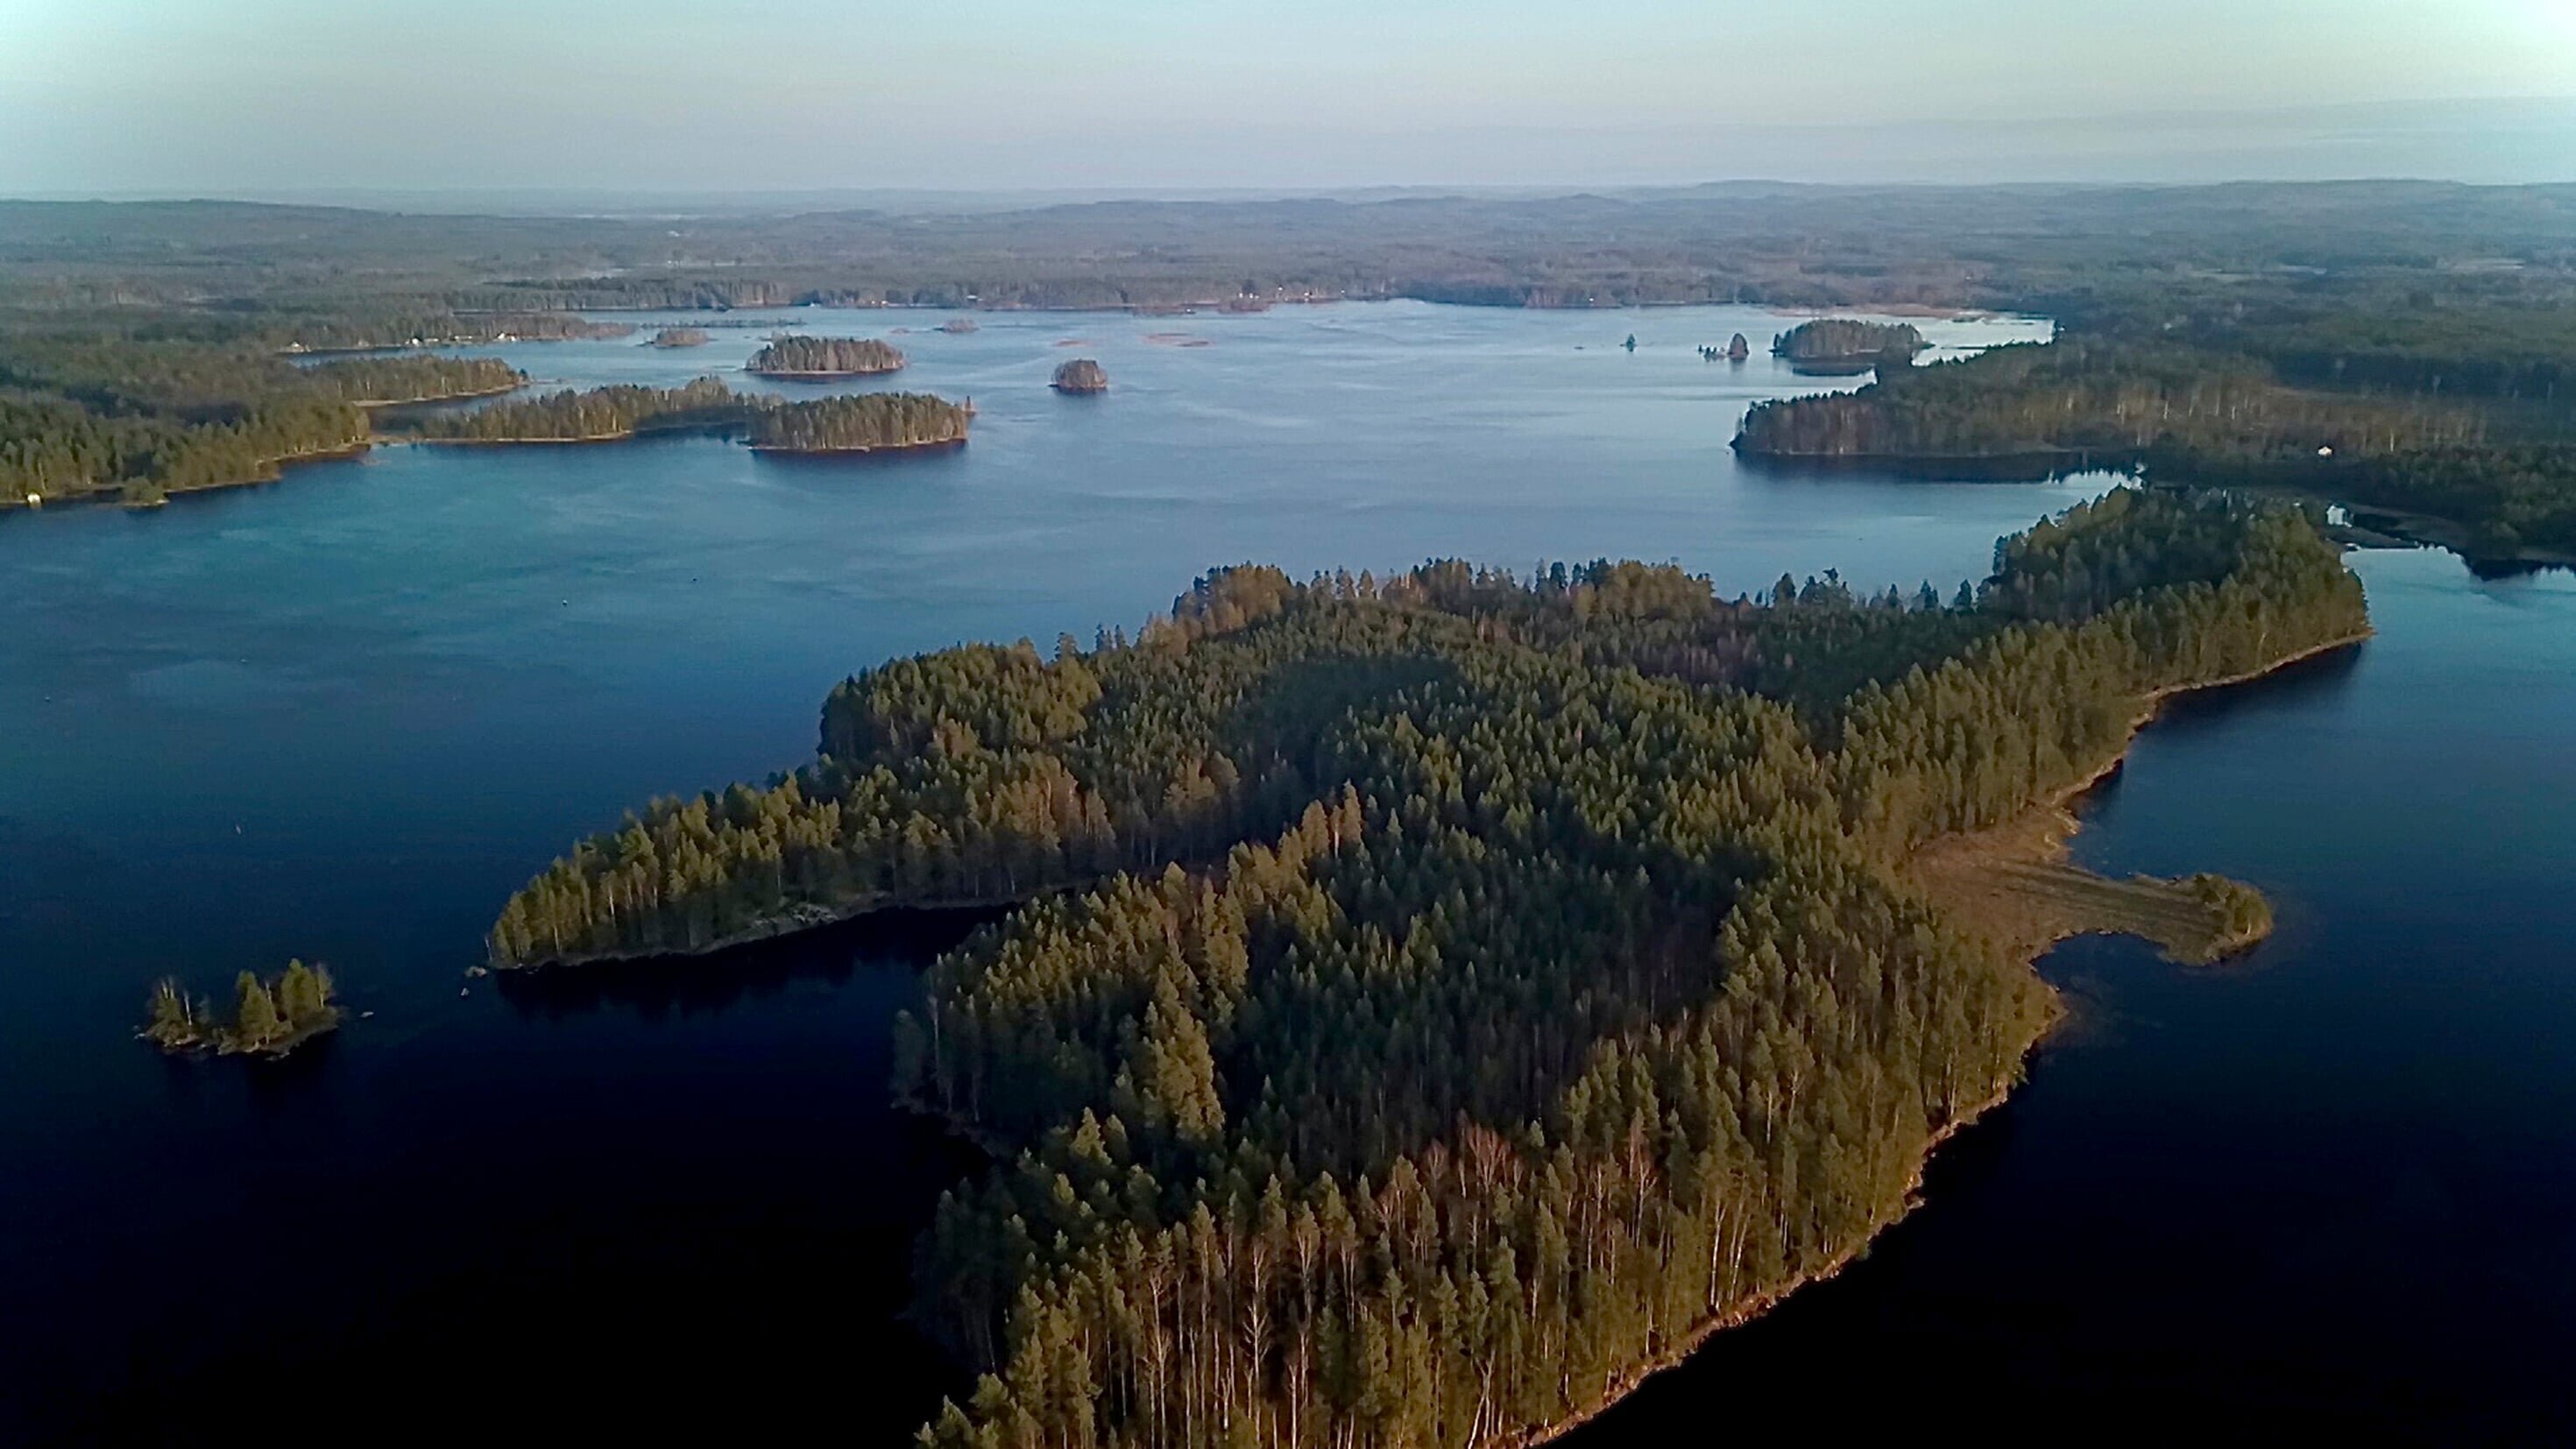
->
[3,182,2572,552]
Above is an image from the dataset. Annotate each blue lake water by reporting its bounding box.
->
[4,302,2569,1441]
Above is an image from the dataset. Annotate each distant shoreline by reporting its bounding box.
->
[351,382,524,407]
[747,436,966,458]
[1,443,372,516]
[745,367,906,380]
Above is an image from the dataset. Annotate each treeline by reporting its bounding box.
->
[481,494,2369,1446]
[0,392,366,505]
[279,310,633,350]
[142,961,339,1057]
[747,393,971,452]
[0,336,527,505]
[747,336,907,376]
[300,355,525,405]
[398,378,742,443]
[2169,442,2576,556]
[2050,283,2576,406]
[1772,318,1925,362]
[2330,445,2576,554]
[391,379,975,454]
[1735,341,2485,467]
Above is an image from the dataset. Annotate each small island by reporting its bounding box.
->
[747,392,972,455]
[1773,318,1929,374]
[142,960,341,1058]
[938,317,980,335]
[1051,357,1109,394]
[1699,334,1753,363]
[746,336,908,378]
[648,327,711,349]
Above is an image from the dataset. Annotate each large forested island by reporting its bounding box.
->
[485,489,2365,1445]
[745,336,908,378]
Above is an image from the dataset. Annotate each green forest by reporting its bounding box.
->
[483,491,2367,1446]
[1735,342,2486,467]
[142,960,340,1057]
[2148,444,2576,556]
[747,392,972,452]
[1732,334,2576,556]
[1770,319,1926,363]
[391,379,973,453]
[398,378,744,443]
[746,336,908,376]
[0,335,528,506]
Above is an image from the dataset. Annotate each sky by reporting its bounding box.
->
[5,0,2575,195]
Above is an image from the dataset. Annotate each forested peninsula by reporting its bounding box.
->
[746,336,907,377]
[0,343,527,508]
[394,379,970,454]
[399,378,746,443]
[1736,342,2487,474]
[1730,336,2576,561]
[485,490,2366,1446]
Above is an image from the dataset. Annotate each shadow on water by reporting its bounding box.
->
[2144,633,2366,735]
[2460,554,2574,581]
[27,901,1006,1446]
[492,903,1003,1021]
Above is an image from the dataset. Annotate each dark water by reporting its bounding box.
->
[4,302,2566,1442]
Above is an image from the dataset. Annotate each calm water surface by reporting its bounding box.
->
[5,303,2567,1441]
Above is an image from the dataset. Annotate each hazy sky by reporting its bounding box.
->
[7,0,2575,194]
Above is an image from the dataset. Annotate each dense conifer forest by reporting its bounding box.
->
[396,378,745,443]
[747,392,972,452]
[1732,336,2576,555]
[1770,319,1925,364]
[484,491,2368,1446]
[1734,341,2491,473]
[746,336,908,376]
[0,337,527,505]
[389,379,973,453]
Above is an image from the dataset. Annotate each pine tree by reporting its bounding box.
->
[230,972,282,1050]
